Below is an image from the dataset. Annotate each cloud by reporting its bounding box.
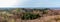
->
[0,0,20,8]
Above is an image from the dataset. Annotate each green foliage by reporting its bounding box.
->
[43,8,50,10]
[42,10,48,14]
[21,13,41,20]
[16,8,20,12]
[33,8,50,14]
[42,8,50,14]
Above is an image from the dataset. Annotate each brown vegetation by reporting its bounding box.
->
[0,8,60,22]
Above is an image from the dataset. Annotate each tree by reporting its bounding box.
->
[12,8,22,22]
[0,12,8,22]
[42,8,50,14]
[16,8,21,12]
[21,13,41,20]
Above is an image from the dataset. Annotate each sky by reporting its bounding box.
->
[0,0,60,8]
[0,0,19,8]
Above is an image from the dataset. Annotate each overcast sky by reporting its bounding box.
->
[0,0,60,8]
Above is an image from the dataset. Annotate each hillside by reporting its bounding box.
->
[0,8,60,22]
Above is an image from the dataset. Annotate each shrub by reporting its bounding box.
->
[21,13,41,20]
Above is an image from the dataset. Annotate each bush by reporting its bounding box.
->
[43,11,48,14]
[21,13,41,20]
